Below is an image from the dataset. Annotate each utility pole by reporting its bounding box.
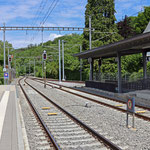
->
[80,45,82,81]
[89,15,92,50]
[59,40,61,82]
[62,40,65,81]
[3,23,6,85]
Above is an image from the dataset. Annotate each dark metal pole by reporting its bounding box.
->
[117,52,122,93]
[44,60,46,88]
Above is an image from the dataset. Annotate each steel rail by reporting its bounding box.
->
[33,77,150,111]
[32,78,150,122]
[18,78,61,150]
[25,78,122,150]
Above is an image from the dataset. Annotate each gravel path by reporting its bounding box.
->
[28,78,150,150]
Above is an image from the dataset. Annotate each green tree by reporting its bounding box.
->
[133,6,150,34]
[84,0,122,50]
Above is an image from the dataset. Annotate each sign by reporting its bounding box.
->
[3,68,6,72]
[4,73,9,78]
[127,97,135,113]
[88,57,92,63]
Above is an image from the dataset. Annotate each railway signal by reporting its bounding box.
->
[43,50,47,60]
[9,55,12,62]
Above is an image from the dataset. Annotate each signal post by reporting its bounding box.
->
[43,50,47,88]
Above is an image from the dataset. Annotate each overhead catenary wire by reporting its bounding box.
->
[30,0,59,43]
[40,0,59,25]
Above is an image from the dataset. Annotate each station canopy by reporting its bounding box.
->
[74,32,150,59]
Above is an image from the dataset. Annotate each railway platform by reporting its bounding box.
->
[0,85,24,150]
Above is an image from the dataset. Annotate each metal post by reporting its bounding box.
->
[42,60,43,78]
[29,60,30,75]
[89,16,92,50]
[80,45,82,81]
[3,23,6,85]
[62,40,65,81]
[126,113,129,128]
[143,51,147,79]
[44,61,46,88]
[34,58,35,77]
[132,113,135,128]
[9,61,11,83]
[42,27,43,46]
[117,52,122,93]
[59,40,61,82]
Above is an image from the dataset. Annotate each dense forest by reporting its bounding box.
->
[0,1,150,83]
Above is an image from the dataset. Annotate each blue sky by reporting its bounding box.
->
[0,0,149,48]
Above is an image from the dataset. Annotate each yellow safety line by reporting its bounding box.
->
[115,104,123,107]
[136,110,146,113]
[48,113,57,115]
[42,107,50,110]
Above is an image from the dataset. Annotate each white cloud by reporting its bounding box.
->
[49,33,63,41]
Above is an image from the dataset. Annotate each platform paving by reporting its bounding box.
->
[0,85,24,150]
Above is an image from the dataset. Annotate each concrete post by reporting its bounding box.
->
[117,52,122,93]
[143,51,147,79]
[62,40,65,81]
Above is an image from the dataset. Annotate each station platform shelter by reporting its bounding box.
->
[0,85,24,150]
[74,32,150,93]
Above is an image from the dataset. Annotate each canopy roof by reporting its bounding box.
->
[74,32,150,59]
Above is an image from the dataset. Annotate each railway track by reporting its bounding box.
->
[19,77,122,150]
[19,78,60,150]
[31,77,150,122]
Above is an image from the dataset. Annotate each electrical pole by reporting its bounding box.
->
[62,40,65,81]
[89,16,92,50]
[3,23,6,85]
[59,40,61,82]
[80,45,82,81]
